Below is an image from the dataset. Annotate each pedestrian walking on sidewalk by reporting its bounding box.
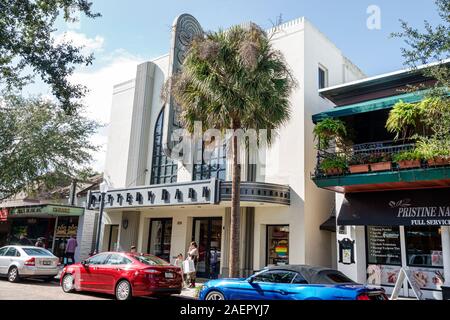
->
[174,253,186,288]
[65,235,78,265]
[187,241,199,288]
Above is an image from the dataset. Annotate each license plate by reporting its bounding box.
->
[165,272,174,278]
[42,261,52,266]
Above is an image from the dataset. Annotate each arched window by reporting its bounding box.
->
[150,109,178,184]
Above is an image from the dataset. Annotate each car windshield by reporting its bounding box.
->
[132,254,169,266]
[22,248,53,256]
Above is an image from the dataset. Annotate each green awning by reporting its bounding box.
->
[10,205,84,217]
[312,90,429,123]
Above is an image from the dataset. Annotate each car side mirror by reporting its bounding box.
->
[81,260,89,267]
[247,276,255,283]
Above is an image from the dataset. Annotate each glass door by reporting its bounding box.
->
[148,218,172,262]
[108,225,119,251]
[193,217,222,279]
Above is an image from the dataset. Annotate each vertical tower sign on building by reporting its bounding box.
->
[162,14,203,159]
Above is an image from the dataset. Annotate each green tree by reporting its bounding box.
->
[169,24,294,277]
[392,0,449,88]
[0,94,98,200]
[392,0,450,158]
[0,0,100,113]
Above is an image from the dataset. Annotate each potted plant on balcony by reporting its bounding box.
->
[393,149,422,169]
[313,118,348,150]
[386,100,426,141]
[415,138,450,167]
[348,153,370,174]
[369,152,393,172]
[319,155,347,176]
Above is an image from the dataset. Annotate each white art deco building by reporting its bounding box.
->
[88,14,365,278]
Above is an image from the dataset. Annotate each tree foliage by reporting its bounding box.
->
[0,0,100,113]
[0,95,98,200]
[169,23,295,136]
[392,0,450,88]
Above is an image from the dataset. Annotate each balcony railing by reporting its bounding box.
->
[312,140,449,179]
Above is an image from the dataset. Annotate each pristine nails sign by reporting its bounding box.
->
[396,205,450,226]
[338,188,450,226]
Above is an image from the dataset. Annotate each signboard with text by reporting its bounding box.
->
[10,205,84,217]
[338,188,450,226]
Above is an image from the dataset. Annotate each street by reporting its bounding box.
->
[0,278,197,300]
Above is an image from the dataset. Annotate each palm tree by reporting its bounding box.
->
[169,23,294,277]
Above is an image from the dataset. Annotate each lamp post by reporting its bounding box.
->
[94,181,109,254]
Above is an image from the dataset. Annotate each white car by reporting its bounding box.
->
[0,246,60,282]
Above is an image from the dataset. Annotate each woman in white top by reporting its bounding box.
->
[187,241,199,288]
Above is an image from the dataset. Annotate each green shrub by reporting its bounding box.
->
[386,100,426,140]
[415,138,450,160]
[313,118,347,149]
[393,149,422,162]
[319,155,347,171]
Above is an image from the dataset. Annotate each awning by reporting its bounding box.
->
[338,188,450,226]
[312,90,429,123]
[320,216,336,232]
[9,205,84,217]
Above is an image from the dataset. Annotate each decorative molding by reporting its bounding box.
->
[86,179,290,210]
[219,181,290,206]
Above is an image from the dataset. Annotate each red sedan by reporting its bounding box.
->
[60,252,182,300]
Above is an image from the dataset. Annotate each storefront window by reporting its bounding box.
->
[366,226,401,265]
[53,217,79,261]
[267,225,289,266]
[8,218,55,249]
[405,226,443,268]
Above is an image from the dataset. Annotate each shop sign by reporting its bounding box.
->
[10,205,83,217]
[338,188,450,226]
[0,208,8,222]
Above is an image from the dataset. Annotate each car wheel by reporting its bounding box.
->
[8,267,20,283]
[205,290,225,300]
[115,280,132,301]
[62,274,75,293]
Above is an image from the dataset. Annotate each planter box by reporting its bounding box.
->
[427,157,450,167]
[349,164,370,174]
[370,162,392,172]
[325,168,344,176]
[397,160,421,169]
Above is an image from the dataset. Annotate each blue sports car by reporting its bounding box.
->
[198,265,388,300]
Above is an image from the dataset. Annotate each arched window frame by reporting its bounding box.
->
[150,109,178,184]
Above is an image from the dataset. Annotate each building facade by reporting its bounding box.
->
[312,63,450,299]
[0,177,101,262]
[89,14,365,278]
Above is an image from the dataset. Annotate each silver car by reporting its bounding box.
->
[0,246,60,282]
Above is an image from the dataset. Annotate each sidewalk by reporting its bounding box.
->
[177,278,208,299]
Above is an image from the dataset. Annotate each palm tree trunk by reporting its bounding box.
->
[229,124,241,277]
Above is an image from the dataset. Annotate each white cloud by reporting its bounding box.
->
[70,50,144,171]
[54,31,105,54]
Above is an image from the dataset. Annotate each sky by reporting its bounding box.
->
[43,0,443,171]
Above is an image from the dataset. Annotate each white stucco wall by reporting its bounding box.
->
[104,80,136,189]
